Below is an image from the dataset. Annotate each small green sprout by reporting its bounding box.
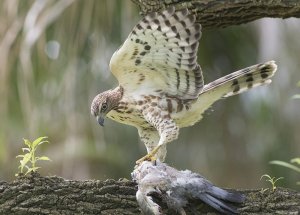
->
[260,174,284,192]
[16,136,51,176]
[259,187,269,194]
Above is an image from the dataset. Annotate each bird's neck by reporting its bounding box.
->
[111,86,124,107]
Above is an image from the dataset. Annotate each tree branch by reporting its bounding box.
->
[131,0,300,29]
[0,173,299,214]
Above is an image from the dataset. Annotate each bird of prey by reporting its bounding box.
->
[91,6,277,164]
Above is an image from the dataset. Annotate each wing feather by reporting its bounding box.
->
[109,6,203,99]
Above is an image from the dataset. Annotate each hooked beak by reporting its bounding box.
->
[97,115,105,127]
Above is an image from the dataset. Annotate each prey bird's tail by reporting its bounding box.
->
[202,61,277,98]
[196,185,245,215]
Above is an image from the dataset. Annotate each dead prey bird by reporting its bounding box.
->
[132,161,245,215]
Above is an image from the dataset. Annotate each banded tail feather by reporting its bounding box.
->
[192,61,277,123]
[202,61,277,98]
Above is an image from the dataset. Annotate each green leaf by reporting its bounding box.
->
[23,138,31,147]
[297,81,300,87]
[270,160,300,173]
[291,158,300,165]
[273,177,284,183]
[32,136,48,148]
[18,163,30,173]
[260,174,271,180]
[22,148,30,152]
[37,156,51,161]
[19,155,31,171]
[22,165,30,170]
[30,167,40,171]
[21,153,31,163]
[25,167,40,175]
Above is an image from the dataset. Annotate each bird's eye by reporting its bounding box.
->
[101,103,108,111]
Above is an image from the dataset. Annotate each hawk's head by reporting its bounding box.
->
[91,86,123,126]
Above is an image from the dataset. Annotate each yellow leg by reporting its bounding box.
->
[136,145,162,164]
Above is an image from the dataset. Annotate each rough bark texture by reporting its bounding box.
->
[131,0,300,29]
[0,172,299,215]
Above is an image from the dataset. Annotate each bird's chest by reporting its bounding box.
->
[107,101,150,128]
[106,95,197,128]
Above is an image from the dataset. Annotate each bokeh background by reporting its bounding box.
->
[0,0,299,190]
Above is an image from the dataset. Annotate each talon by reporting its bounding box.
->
[136,153,157,165]
[136,145,162,165]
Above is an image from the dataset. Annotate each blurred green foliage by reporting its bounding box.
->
[270,158,300,185]
[0,0,299,189]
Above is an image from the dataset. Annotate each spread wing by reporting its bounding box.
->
[109,6,203,99]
